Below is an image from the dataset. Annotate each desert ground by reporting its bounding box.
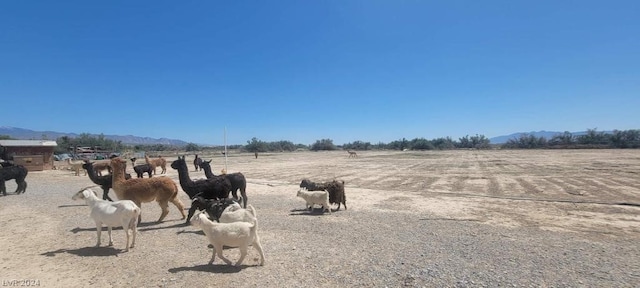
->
[1,149,639,287]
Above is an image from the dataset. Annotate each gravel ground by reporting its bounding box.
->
[1,150,639,287]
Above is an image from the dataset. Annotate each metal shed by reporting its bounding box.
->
[0,140,57,171]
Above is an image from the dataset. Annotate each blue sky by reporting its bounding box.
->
[1,1,638,145]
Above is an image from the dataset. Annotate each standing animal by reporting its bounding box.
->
[67,158,86,176]
[130,157,153,178]
[198,160,248,208]
[190,210,265,266]
[187,196,238,225]
[72,187,140,252]
[170,156,232,200]
[299,179,347,211]
[110,157,186,223]
[193,154,203,171]
[347,150,358,158]
[82,160,132,201]
[296,188,331,213]
[92,160,112,176]
[144,154,167,175]
[0,165,28,196]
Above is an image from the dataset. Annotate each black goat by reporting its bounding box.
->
[82,161,131,201]
[170,156,232,200]
[0,165,28,196]
[186,196,238,224]
[0,162,14,168]
[198,160,248,208]
[300,178,347,211]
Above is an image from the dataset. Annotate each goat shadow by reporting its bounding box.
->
[289,208,332,216]
[168,263,244,274]
[176,229,205,236]
[70,219,185,234]
[58,204,86,208]
[41,246,121,257]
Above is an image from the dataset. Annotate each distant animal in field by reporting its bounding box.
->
[144,154,167,175]
[193,154,203,171]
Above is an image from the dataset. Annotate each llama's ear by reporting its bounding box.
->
[206,160,212,164]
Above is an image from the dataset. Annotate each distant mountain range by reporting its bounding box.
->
[0,126,189,146]
[488,130,614,144]
[0,126,620,146]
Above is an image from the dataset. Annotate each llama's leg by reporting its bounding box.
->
[157,201,170,222]
[171,197,187,220]
[235,245,248,266]
[95,222,102,247]
[253,236,266,266]
[107,226,113,246]
[102,187,113,201]
[1,181,6,196]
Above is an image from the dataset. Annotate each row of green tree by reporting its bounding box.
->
[502,129,640,149]
[1,128,638,155]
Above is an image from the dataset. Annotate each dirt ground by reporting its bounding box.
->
[1,149,639,287]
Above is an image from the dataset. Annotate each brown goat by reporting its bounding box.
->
[144,154,167,175]
[110,157,186,223]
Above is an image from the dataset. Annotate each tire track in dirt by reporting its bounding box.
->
[544,178,586,196]
[515,178,543,194]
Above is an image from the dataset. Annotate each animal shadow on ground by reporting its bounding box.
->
[176,229,205,236]
[289,208,331,216]
[41,246,120,257]
[70,220,184,234]
[58,204,86,208]
[168,264,243,274]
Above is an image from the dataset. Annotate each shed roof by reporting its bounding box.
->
[0,140,58,147]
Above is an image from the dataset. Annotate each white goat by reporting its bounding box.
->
[72,187,140,252]
[190,210,265,266]
[219,203,258,224]
[296,188,331,213]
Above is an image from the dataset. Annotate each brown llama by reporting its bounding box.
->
[144,154,167,175]
[110,157,186,223]
[92,160,111,176]
[66,158,86,176]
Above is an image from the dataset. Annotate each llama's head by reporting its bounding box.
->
[110,157,127,171]
[81,161,93,170]
[130,158,137,165]
[170,156,186,170]
[198,159,212,170]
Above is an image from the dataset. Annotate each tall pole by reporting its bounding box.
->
[224,127,228,173]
